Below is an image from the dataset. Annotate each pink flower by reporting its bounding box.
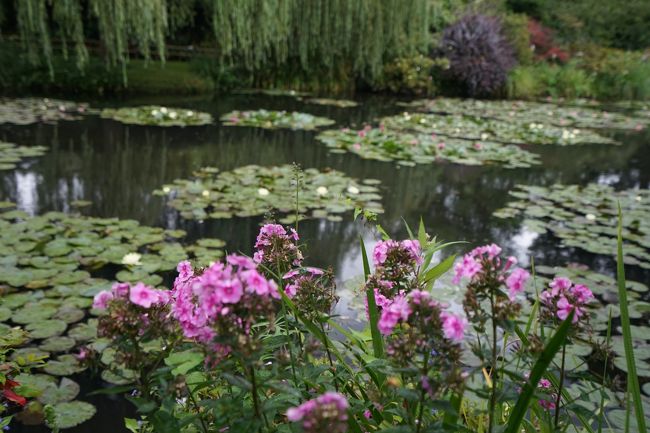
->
[129,283,159,308]
[242,270,272,296]
[378,296,411,335]
[401,239,423,265]
[453,255,482,284]
[226,254,256,270]
[474,142,482,150]
[372,240,396,266]
[571,284,593,303]
[253,250,264,263]
[216,279,243,304]
[285,283,298,298]
[177,261,193,281]
[111,282,130,297]
[506,268,530,300]
[556,297,578,323]
[353,143,361,150]
[358,130,366,138]
[93,290,113,310]
[363,409,372,419]
[306,267,324,275]
[287,392,348,433]
[437,141,446,150]
[290,228,300,241]
[283,269,300,279]
[441,312,467,342]
[549,277,572,295]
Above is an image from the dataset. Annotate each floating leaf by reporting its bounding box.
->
[47,401,96,429]
[38,378,80,405]
[221,109,334,130]
[101,106,212,127]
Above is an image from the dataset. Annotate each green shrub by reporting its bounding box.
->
[502,13,534,65]
[375,55,447,96]
[506,65,543,99]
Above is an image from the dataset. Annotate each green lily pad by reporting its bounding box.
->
[494,184,650,268]
[101,106,212,127]
[0,98,89,125]
[0,141,48,170]
[47,401,97,429]
[39,336,77,352]
[156,164,384,221]
[221,109,334,130]
[43,354,86,376]
[38,377,80,405]
[26,319,68,339]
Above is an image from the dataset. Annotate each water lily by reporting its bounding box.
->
[169,111,178,119]
[480,133,489,141]
[186,110,194,116]
[160,107,168,114]
[202,190,210,197]
[347,185,360,194]
[162,186,171,193]
[316,186,328,196]
[258,188,270,196]
[121,252,142,266]
[585,213,596,221]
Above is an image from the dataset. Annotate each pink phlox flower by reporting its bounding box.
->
[378,295,411,335]
[505,268,530,300]
[111,282,130,297]
[401,239,423,265]
[176,260,194,282]
[92,290,113,310]
[453,255,482,284]
[129,283,159,308]
[372,240,397,266]
[549,277,572,296]
[226,254,256,270]
[441,312,467,342]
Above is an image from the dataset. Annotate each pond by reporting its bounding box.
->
[1,93,649,432]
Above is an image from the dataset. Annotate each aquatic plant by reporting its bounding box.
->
[0,142,48,170]
[494,183,650,268]
[221,109,335,130]
[100,106,213,127]
[317,125,540,167]
[303,98,358,108]
[155,165,383,223]
[0,98,88,125]
[399,97,649,131]
[381,111,616,146]
[439,14,516,97]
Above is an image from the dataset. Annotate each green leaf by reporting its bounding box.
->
[360,237,384,359]
[616,203,647,433]
[422,254,456,286]
[504,310,574,433]
[125,418,140,433]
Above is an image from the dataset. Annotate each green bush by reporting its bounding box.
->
[506,65,543,99]
[506,62,593,99]
[502,13,534,65]
[374,55,448,96]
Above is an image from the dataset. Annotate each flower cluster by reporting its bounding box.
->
[287,392,349,433]
[94,282,175,369]
[363,239,423,316]
[456,244,530,326]
[283,267,338,321]
[172,255,279,362]
[540,277,594,325]
[380,290,465,396]
[253,224,303,271]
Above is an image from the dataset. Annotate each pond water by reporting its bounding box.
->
[2,94,649,432]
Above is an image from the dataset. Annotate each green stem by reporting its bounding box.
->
[249,366,269,431]
[188,388,209,433]
[319,321,339,392]
[415,352,430,433]
[488,294,498,433]
[554,343,567,429]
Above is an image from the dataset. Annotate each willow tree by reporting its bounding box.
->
[208,0,430,83]
[11,0,169,82]
[5,0,430,86]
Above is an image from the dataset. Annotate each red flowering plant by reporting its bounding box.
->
[528,19,570,63]
[0,328,43,427]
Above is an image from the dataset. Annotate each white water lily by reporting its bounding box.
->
[151,109,160,118]
[572,129,580,135]
[160,107,168,114]
[480,133,489,141]
[162,186,171,193]
[316,186,328,196]
[347,185,360,194]
[186,110,194,117]
[202,190,210,197]
[169,111,178,119]
[585,213,596,221]
[636,195,642,202]
[258,188,270,196]
[121,252,142,266]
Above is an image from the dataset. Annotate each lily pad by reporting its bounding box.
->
[221,109,334,130]
[0,141,48,170]
[0,98,89,125]
[43,354,86,376]
[303,98,358,108]
[380,111,616,146]
[317,126,539,168]
[38,377,80,405]
[101,106,213,127]
[39,336,77,352]
[26,319,68,339]
[494,184,650,268]
[156,164,384,221]
[47,401,97,429]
